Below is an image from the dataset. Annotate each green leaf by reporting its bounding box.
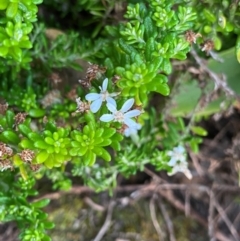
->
[0,0,8,10]
[6,21,13,37]
[45,122,57,132]
[103,128,115,138]
[43,221,55,230]
[11,46,22,61]
[161,59,172,74]
[0,46,8,56]
[20,139,35,149]
[119,38,137,55]
[36,151,49,163]
[98,139,111,146]
[1,130,20,144]
[69,147,79,156]
[44,137,54,145]
[236,35,240,63]
[32,0,43,4]
[93,146,103,155]
[111,141,121,151]
[6,2,18,18]
[34,141,49,149]
[99,148,111,161]
[31,198,50,208]
[191,126,208,136]
[28,132,42,142]
[145,37,155,62]
[85,151,96,166]
[83,125,90,135]
[19,40,32,48]
[0,197,11,204]
[28,108,45,118]
[144,16,156,39]
[18,124,32,136]
[6,110,14,127]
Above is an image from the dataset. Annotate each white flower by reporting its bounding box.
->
[124,123,142,137]
[167,145,186,166]
[100,98,141,128]
[168,161,192,179]
[167,145,192,179]
[85,78,118,113]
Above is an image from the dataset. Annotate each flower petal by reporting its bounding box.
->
[100,114,114,122]
[107,101,117,113]
[168,158,177,166]
[106,97,116,106]
[121,98,134,113]
[90,99,102,113]
[124,109,141,118]
[124,118,138,128]
[174,145,185,154]
[124,127,136,137]
[85,93,100,101]
[102,78,108,91]
[109,92,119,97]
[124,123,141,137]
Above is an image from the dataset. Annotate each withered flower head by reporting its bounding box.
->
[112,75,121,84]
[49,72,62,85]
[79,63,107,89]
[14,112,28,125]
[0,159,13,171]
[0,142,13,159]
[0,103,8,115]
[30,164,41,172]
[86,63,106,81]
[41,90,62,108]
[75,97,90,113]
[201,40,214,54]
[185,30,202,44]
[19,149,35,163]
[66,88,78,101]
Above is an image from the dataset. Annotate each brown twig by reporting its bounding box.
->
[158,197,176,241]
[211,194,239,241]
[208,190,216,241]
[185,189,190,217]
[190,48,235,97]
[149,194,164,241]
[189,151,205,176]
[35,183,240,202]
[84,197,105,212]
[93,200,116,241]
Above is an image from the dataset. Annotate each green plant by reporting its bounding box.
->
[0,0,239,240]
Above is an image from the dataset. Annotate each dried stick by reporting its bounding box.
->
[208,190,216,241]
[185,190,190,217]
[93,200,115,241]
[211,195,239,241]
[189,151,204,176]
[190,48,235,97]
[84,197,105,212]
[158,197,176,241]
[149,194,164,241]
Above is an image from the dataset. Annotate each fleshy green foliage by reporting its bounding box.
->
[0,0,239,240]
[116,61,169,104]
[0,0,43,62]
[103,1,196,104]
[0,173,54,241]
[191,0,240,57]
[19,121,71,169]
[70,113,123,165]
